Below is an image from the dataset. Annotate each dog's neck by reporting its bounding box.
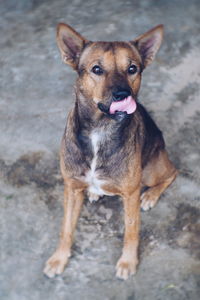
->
[75,97,101,129]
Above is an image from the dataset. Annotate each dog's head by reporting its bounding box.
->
[57,23,163,118]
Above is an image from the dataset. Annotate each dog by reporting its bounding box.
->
[43,23,177,280]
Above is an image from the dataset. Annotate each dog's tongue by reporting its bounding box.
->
[109,96,137,114]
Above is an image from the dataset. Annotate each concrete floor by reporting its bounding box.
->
[0,0,200,299]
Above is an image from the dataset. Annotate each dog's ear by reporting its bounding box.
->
[56,23,87,70]
[132,25,164,68]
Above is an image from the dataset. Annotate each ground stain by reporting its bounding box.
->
[167,204,200,259]
[1,152,62,190]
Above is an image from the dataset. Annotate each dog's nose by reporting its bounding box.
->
[112,89,131,101]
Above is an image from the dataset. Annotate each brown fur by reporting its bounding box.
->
[43,23,177,280]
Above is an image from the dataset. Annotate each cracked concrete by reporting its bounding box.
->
[0,0,200,299]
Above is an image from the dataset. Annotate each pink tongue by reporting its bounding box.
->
[109,96,137,114]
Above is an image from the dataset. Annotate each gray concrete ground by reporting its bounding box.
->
[0,0,200,299]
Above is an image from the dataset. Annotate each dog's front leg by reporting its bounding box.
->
[116,188,140,280]
[44,183,84,278]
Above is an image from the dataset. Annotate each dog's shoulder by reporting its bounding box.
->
[137,103,165,167]
[61,108,93,176]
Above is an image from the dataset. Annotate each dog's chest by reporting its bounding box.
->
[84,130,112,199]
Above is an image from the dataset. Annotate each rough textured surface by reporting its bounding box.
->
[0,0,200,299]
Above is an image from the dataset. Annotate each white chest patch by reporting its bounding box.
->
[85,130,112,202]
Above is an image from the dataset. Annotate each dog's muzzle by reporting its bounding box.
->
[112,89,131,102]
[98,90,137,121]
[98,102,129,122]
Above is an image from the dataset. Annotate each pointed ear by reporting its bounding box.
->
[132,24,164,68]
[56,23,88,70]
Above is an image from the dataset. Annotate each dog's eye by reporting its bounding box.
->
[92,65,104,75]
[128,65,138,75]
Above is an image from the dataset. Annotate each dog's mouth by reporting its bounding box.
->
[98,96,137,120]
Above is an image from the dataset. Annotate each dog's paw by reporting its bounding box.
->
[116,256,138,280]
[88,192,100,203]
[140,190,159,211]
[43,250,70,278]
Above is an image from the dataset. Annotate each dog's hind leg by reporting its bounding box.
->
[141,150,177,211]
[43,183,84,278]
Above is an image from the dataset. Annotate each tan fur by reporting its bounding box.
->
[44,23,177,280]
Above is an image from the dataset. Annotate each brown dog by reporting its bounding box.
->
[44,23,177,280]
